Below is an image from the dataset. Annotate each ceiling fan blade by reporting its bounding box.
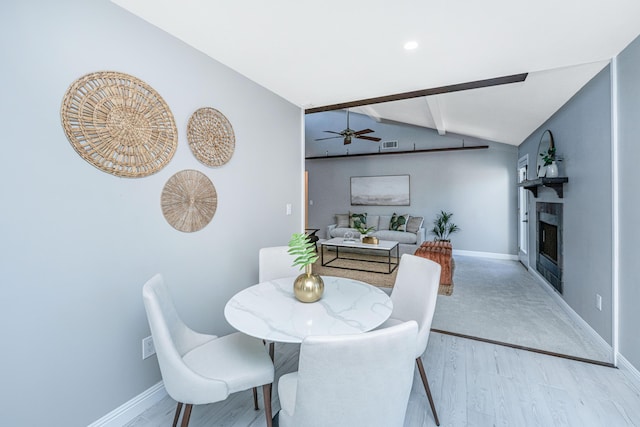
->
[354,128,374,135]
[315,136,343,141]
[323,130,343,135]
[356,135,382,142]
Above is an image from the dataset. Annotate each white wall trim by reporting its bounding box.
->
[529,268,613,362]
[452,249,519,261]
[610,56,620,367]
[617,353,640,393]
[88,381,167,427]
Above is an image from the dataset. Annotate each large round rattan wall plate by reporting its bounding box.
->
[60,71,178,178]
[161,170,217,233]
[187,107,235,166]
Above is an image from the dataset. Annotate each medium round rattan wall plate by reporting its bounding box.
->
[187,107,235,166]
[60,71,178,178]
[161,170,217,232]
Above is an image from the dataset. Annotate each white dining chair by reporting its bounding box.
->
[258,246,300,282]
[142,274,275,427]
[379,254,442,426]
[277,321,418,427]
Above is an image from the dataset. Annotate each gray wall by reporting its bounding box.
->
[0,2,302,425]
[306,114,519,255]
[617,35,640,372]
[518,67,613,345]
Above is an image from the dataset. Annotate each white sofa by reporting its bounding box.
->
[326,213,426,256]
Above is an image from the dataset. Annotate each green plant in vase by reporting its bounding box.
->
[287,232,318,270]
[540,146,561,178]
[288,233,324,302]
[430,210,460,242]
[355,224,375,235]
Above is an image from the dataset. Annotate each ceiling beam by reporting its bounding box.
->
[357,105,383,123]
[305,73,528,114]
[425,96,446,135]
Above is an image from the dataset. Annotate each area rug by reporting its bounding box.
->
[312,252,453,296]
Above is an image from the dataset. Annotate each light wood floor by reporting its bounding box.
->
[126,334,640,427]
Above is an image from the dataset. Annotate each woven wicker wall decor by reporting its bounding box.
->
[161,170,217,232]
[187,107,235,166]
[60,71,178,178]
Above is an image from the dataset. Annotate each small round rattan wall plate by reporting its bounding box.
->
[161,170,217,233]
[187,107,235,166]
[60,71,178,178]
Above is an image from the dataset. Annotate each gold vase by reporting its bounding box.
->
[293,264,324,303]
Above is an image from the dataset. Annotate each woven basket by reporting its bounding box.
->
[60,71,178,178]
[187,107,235,166]
[161,170,217,232]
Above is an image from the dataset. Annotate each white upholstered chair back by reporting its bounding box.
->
[258,246,300,282]
[382,254,442,425]
[143,274,223,404]
[143,274,275,427]
[390,254,441,356]
[277,321,418,427]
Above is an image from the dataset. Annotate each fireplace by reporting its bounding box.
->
[536,202,563,293]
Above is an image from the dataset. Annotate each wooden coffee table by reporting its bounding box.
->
[320,237,399,274]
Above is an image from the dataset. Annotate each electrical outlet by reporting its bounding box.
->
[142,336,155,359]
[595,294,602,311]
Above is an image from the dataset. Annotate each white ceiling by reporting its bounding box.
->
[111,0,640,145]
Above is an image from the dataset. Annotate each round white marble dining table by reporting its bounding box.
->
[224,276,393,343]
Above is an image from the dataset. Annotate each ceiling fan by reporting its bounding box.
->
[315,109,381,145]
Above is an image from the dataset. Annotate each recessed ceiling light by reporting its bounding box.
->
[404,41,418,50]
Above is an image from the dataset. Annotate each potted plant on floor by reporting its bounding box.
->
[288,233,324,302]
[430,210,460,242]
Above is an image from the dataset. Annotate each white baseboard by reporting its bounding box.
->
[88,381,167,427]
[452,249,519,261]
[529,268,614,360]
[617,353,640,392]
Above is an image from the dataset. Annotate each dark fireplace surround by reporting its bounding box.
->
[536,202,563,293]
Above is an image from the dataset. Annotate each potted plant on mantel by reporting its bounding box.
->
[288,233,324,302]
[430,210,460,242]
[540,146,562,178]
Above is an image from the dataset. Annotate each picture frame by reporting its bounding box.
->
[350,175,410,206]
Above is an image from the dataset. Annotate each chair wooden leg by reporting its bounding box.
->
[262,340,275,362]
[180,404,193,427]
[263,384,273,427]
[172,402,183,427]
[416,357,440,426]
[253,387,259,410]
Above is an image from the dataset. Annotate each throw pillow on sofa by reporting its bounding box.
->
[350,212,367,229]
[390,213,409,231]
[406,216,424,233]
[336,214,349,228]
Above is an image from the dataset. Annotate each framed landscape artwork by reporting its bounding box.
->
[350,175,410,206]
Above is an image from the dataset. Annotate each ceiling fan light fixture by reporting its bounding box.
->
[404,40,418,50]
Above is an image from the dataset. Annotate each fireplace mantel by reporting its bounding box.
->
[518,177,568,198]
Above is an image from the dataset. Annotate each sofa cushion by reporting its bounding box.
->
[406,216,424,233]
[336,214,349,228]
[350,212,367,229]
[390,213,409,231]
[373,230,417,244]
[366,215,380,231]
[377,215,391,231]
